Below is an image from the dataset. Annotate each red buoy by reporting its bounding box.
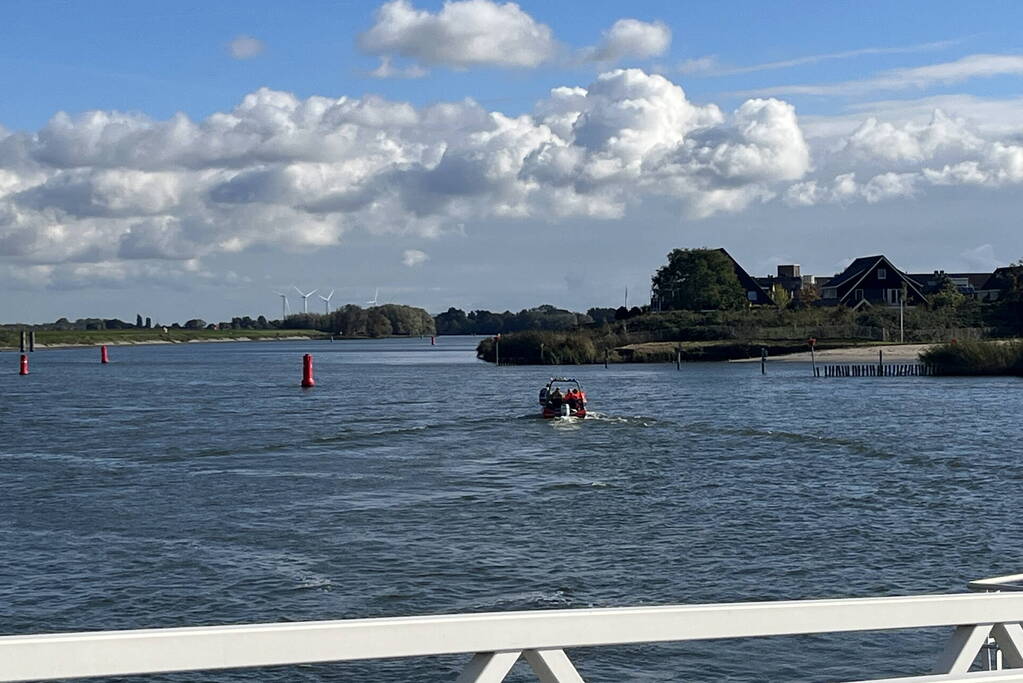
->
[19,354,28,375]
[301,353,315,388]
[101,345,109,364]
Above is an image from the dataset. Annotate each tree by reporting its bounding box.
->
[930,276,966,310]
[144,317,152,328]
[136,314,143,328]
[652,248,746,311]
[435,307,471,335]
[770,284,791,309]
[586,307,617,325]
[367,310,392,337]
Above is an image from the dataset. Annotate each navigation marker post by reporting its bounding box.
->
[101,345,109,364]
[301,354,315,388]
[19,354,28,375]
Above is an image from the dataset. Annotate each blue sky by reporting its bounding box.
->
[2,0,1022,323]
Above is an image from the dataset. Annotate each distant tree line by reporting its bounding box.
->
[434,304,640,335]
[283,304,436,337]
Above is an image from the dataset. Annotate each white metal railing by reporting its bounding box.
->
[3,586,1023,681]
[970,575,1023,593]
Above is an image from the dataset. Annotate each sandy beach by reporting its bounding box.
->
[731,343,934,363]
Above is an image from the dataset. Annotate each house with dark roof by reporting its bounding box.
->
[716,248,775,306]
[906,271,995,299]
[820,255,927,307]
[971,267,1019,303]
[649,248,774,310]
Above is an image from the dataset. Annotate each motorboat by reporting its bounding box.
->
[538,377,587,418]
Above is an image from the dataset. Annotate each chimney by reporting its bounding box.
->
[777,264,801,279]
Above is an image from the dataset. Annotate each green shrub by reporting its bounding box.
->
[920,340,1023,376]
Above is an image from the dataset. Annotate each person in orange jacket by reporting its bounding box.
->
[565,388,579,410]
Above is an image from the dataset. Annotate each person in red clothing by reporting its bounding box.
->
[565,388,580,410]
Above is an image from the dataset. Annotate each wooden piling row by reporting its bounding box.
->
[815,363,934,378]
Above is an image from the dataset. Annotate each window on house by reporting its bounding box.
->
[878,268,887,280]
[823,287,837,299]
[747,291,758,301]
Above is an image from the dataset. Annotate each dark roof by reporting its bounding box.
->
[715,248,774,305]
[822,256,885,289]
[822,254,928,303]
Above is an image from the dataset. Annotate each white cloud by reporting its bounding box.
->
[585,19,671,63]
[799,94,1023,141]
[228,35,265,60]
[785,107,1023,208]
[960,243,1000,271]
[674,56,719,75]
[740,53,1023,97]
[0,70,822,285]
[698,39,958,77]
[368,56,428,79]
[402,249,429,266]
[358,0,556,70]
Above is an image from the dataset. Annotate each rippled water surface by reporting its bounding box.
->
[2,337,1022,681]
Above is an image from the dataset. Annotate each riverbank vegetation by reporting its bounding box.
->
[2,303,435,344]
[473,249,1023,365]
[475,327,884,364]
[0,328,326,349]
[279,304,435,337]
[919,340,1023,376]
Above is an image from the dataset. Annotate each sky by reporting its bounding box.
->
[2,0,1023,323]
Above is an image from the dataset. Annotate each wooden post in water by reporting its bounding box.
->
[19,330,26,353]
[494,335,500,367]
[29,331,35,353]
[604,348,608,369]
[809,338,817,377]
[879,349,883,376]
[761,347,767,375]
[676,347,681,371]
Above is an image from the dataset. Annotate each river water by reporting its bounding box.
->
[1,337,1021,681]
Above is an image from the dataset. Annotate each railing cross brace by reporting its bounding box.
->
[456,649,584,682]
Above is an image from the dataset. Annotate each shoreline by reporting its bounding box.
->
[730,343,933,364]
[0,334,324,352]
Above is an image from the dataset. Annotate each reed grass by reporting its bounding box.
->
[919,340,1023,376]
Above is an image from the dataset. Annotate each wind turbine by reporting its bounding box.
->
[319,289,335,315]
[366,287,379,306]
[273,291,289,321]
[294,286,318,314]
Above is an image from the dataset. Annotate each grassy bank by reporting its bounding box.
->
[614,339,882,362]
[919,340,1023,376]
[0,328,327,349]
[475,329,886,365]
